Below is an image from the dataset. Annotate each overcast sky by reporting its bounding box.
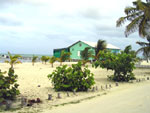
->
[0,0,147,55]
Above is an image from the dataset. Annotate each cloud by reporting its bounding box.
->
[79,8,101,20]
[0,13,22,26]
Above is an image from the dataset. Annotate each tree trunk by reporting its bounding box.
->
[51,63,53,68]
[147,58,149,63]
[11,64,13,69]
[60,62,62,66]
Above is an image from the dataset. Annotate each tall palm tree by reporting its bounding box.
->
[49,56,56,68]
[93,40,106,61]
[136,35,150,62]
[32,55,38,66]
[57,50,71,66]
[116,0,150,37]
[5,52,22,68]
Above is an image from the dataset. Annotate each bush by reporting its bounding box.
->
[48,62,95,91]
[0,68,20,103]
[93,46,137,82]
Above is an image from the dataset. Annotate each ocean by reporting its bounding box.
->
[0,53,52,63]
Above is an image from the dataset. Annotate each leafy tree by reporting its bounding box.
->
[93,46,137,82]
[32,55,38,66]
[48,62,95,91]
[116,0,150,37]
[0,68,20,103]
[41,56,50,64]
[49,56,56,68]
[136,35,150,62]
[57,50,71,66]
[5,52,22,69]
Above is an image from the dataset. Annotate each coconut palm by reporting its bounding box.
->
[32,55,38,66]
[49,56,56,68]
[136,35,150,62]
[93,40,106,61]
[41,56,50,64]
[5,52,22,68]
[116,0,150,37]
[57,50,71,66]
[80,47,93,66]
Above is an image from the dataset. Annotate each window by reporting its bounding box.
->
[72,48,74,51]
[77,51,80,56]
[79,43,82,47]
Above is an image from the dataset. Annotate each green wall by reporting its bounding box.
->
[54,48,69,58]
[69,41,95,60]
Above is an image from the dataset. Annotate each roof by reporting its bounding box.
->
[54,40,120,50]
[81,41,120,50]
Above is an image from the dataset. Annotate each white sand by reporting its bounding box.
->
[0,62,150,112]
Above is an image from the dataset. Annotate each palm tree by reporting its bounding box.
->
[116,0,150,37]
[5,52,22,68]
[32,55,38,66]
[136,35,150,62]
[41,56,50,64]
[57,50,71,66]
[41,56,45,64]
[93,40,106,61]
[80,47,93,66]
[49,56,56,68]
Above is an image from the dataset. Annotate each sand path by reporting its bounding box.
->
[45,82,150,113]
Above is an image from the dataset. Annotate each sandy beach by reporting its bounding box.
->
[0,61,150,113]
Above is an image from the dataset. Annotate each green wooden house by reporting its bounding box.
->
[54,40,120,60]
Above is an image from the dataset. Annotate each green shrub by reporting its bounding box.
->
[48,62,95,91]
[0,68,20,103]
[93,46,137,82]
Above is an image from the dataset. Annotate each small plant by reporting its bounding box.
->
[93,46,137,82]
[32,55,38,66]
[49,56,56,68]
[5,52,22,68]
[48,62,95,91]
[0,68,20,103]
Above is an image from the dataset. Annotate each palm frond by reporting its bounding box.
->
[138,16,147,37]
[125,7,137,15]
[5,60,9,63]
[15,61,22,64]
[136,41,149,46]
[8,51,12,59]
[116,17,127,27]
[125,15,143,37]
[13,55,22,59]
[136,47,145,54]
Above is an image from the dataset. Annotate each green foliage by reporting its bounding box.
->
[80,47,93,66]
[41,56,50,64]
[57,50,71,65]
[93,46,137,82]
[81,47,93,61]
[5,52,22,68]
[48,62,95,91]
[136,35,150,62]
[32,55,38,66]
[116,0,150,37]
[0,68,20,103]
[49,56,56,68]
